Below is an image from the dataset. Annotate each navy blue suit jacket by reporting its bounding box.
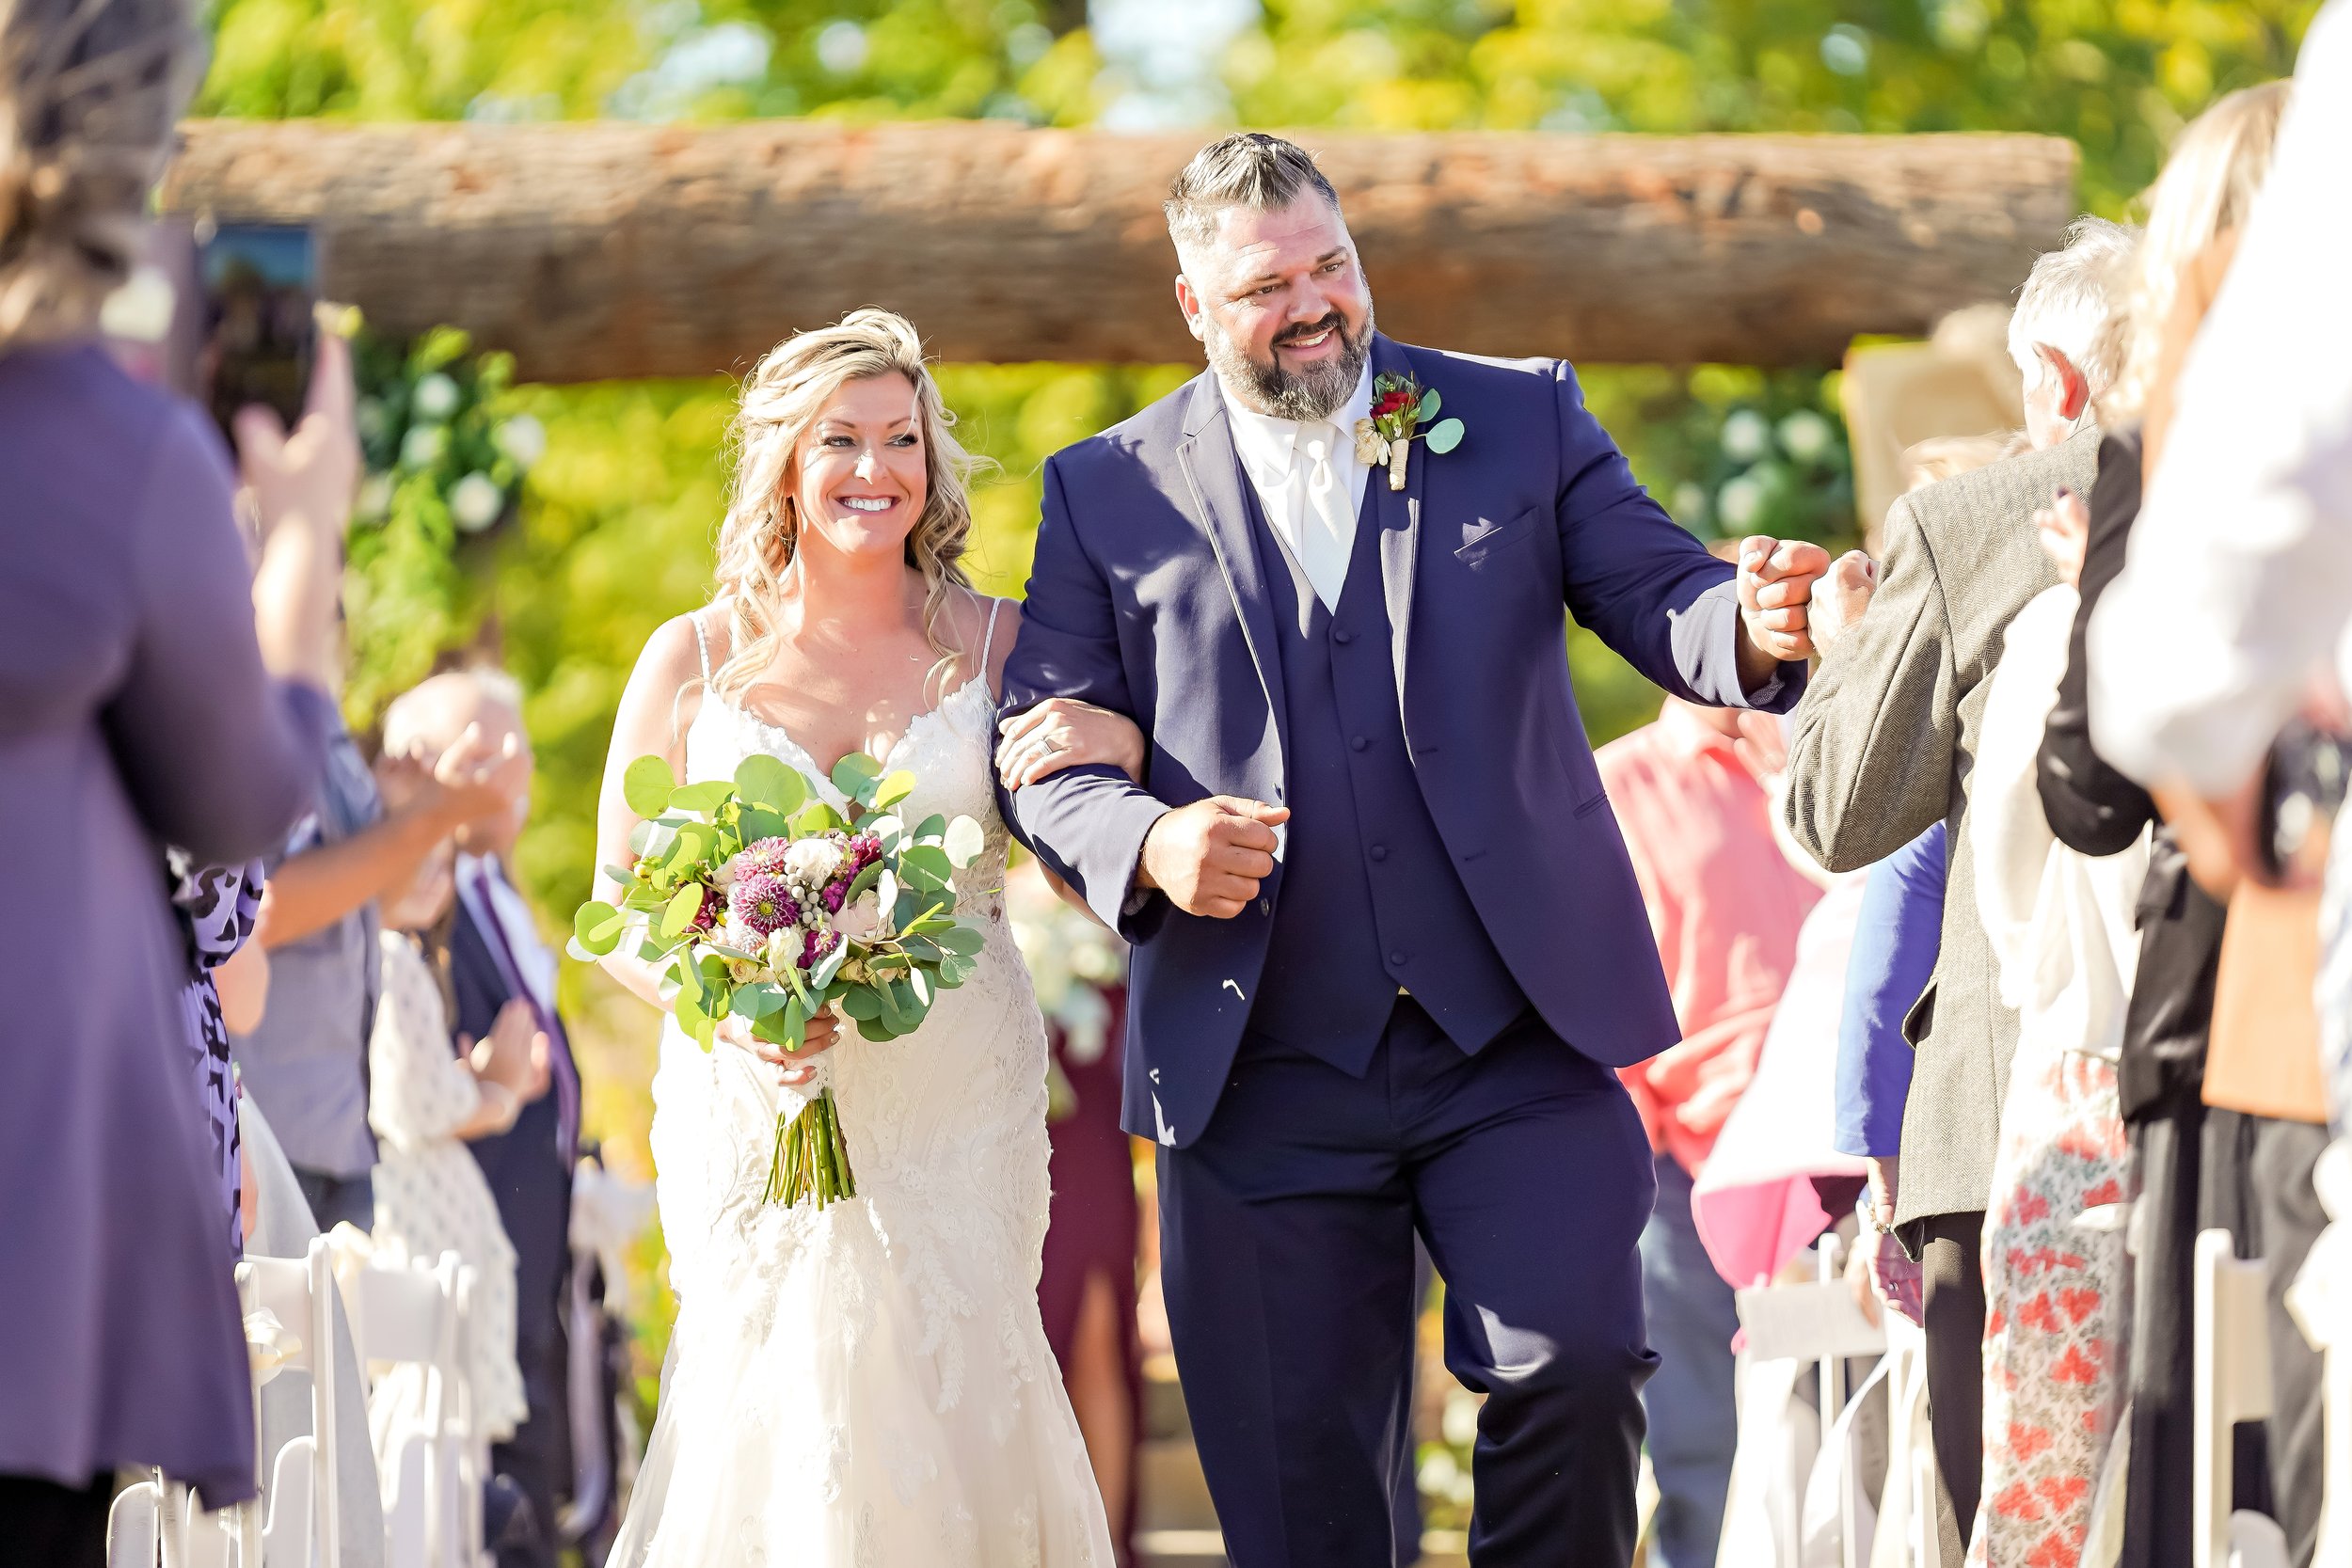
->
[998,335,1800,1148]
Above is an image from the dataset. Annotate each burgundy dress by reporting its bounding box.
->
[0,342,326,1506]
[1038,982,1142,1558]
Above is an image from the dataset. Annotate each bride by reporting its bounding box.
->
[591,309,1139,1564]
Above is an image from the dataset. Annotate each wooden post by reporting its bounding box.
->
[162,120,2076,379]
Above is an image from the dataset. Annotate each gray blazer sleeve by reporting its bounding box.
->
[1782,490,1961,873]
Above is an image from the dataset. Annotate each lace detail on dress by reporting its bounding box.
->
[616,660,1107,1568]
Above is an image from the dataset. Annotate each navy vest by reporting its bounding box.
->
[1243,470,1528,1072]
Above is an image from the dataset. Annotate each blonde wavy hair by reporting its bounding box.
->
[2100,80,2290,424]
[707,309,982,701]
[0,0,201,354]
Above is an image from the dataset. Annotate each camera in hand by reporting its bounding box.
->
[2259,718,2352,885]
[198,223,317,446]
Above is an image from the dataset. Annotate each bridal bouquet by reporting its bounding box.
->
[569,751,991,1209]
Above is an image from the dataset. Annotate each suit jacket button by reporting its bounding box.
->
[1389,950,1409,967]
[1350,736,1369,752]
[1369,845,1389,863]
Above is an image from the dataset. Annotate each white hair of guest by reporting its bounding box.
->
[381,666,527,760]
[2006,215,2139,398]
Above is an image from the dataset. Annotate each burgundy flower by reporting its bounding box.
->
[802,928,840,969]
[1373,389,1414,419]
[822,883,848,914]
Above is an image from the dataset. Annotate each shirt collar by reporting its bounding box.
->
[1216,358,1375,487]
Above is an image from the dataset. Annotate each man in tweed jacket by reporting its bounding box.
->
[1782,217,2129,1564]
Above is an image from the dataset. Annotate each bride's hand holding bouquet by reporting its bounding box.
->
[573,746,991,1210]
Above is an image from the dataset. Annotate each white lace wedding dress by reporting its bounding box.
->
[612,624,1112,1567]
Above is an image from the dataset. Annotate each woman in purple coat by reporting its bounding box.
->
[0,0,347,1555]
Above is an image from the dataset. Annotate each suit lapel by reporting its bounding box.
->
[1369,336,1424,739]
[1175,372,1290,761]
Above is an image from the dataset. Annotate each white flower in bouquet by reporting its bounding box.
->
[763,927,803,973]
[450,470,504,533]
[411,372,461,420]
[834,890,883,943]
[782,838,844,887]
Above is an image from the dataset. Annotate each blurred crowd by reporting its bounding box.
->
[5,0,2351,1563]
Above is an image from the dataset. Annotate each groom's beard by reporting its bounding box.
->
[1205,305,1375,423]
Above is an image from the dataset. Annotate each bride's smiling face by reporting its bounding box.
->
[789,372,928,562]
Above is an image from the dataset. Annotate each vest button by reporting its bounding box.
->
[1369,845,1389,863]
[1350,736,1369,752]
[1389,950,1409,967]
[1333,627,1354,644]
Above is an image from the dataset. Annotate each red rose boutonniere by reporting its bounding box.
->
[1354,372,1466,491]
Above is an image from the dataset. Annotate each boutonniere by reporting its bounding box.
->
[1354,373,1466,491]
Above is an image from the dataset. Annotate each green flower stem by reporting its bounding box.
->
[766,1087,859,1211]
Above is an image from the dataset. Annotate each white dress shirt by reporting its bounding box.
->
[456,853,557,1016]
[1220,362,1376,611]
[2087,0,2352,791]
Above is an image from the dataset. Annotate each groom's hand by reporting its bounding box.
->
[1137,797,1290,919]
[1736,534,1833,672]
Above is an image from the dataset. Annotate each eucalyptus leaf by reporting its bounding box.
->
[908,968,934,1009]
[691,1015,719,1052]
[669,779,734,816]
[1416,387,1441,423]
[630,820,677,865]
[844,860,884,904]
[810,939,849,990]
[875,977,910,1032]
[736,804,791,846]
[1425,417,1465,455]
[755,994,807,1048]
[675,984,708,1037]
[933,923,986,958]
[831,752,883,802]
[791,801,845,836]
[732,753,808,816]
[899,844,954,889]
[736,980,788,1019]
[872,770,917,812]
[856,1014,899,1043]
[942,816,986,869]
[840,989,883,1022]
[623,755,677,818]
[659,884,705,942]
[865,815,906,854]
[912,814,947,845]
[670,821,718,870]
[571,900,627,957]
[937,953,977,988]
[670,950,704,1005]
[898,934,942,966]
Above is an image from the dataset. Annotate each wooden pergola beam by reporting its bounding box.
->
[161,120,2077,380]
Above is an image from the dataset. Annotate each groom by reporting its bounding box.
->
[998,133,1828,1566]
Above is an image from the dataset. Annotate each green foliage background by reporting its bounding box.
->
[197,0,2323,1432]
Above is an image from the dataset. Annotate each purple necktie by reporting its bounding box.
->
[470,862,580,1166]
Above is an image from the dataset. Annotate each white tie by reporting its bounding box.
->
[1296,424,1353,612]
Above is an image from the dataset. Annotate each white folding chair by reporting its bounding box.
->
[341,1247,488,1568]
[237,1235,344,1568]
[2287,1139,2352,1568]
[2194,1227,2292,1568]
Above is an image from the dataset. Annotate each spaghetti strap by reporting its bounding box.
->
[691,610,713,683]
[978,595,1005,670]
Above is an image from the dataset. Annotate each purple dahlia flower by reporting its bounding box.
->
[728,871,799,939]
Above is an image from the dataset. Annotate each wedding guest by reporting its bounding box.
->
[235,609,527,1237]
[2039,80,2302,1567]
[1963,544,2146,1568]
[0,0,332,1545]
[379,668,575,1564]
[1834,822,1943,1323]
[365,815,542,1451]
[170,853,268,1257]
[1781,214,2135,1563]
[1597,684,1821,1568]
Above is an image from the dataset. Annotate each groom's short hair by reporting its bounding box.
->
[1165,134,1342,251]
